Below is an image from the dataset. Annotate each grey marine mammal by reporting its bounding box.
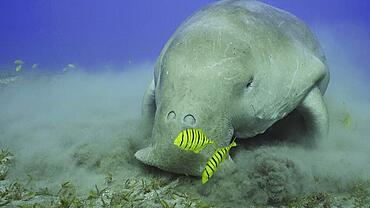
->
[135,0,330,176]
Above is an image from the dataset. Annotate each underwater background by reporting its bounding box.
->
[0,0,370,207]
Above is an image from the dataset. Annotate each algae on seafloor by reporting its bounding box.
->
[0,148,214,207]
[1,148,370,207]
[285,181,370,208]
[0,149,14,180]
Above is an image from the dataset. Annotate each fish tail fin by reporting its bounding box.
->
[230,137,237,148]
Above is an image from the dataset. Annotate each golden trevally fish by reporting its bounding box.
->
[173,128,214,153]
[202,139,237,184]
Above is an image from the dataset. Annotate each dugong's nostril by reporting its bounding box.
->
[183,114,196,126]
[167,111,176,120]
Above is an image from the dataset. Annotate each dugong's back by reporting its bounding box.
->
[166,0,329,93]
[218,0,326,61]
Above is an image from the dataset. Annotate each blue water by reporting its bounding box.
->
[0,0,369,71]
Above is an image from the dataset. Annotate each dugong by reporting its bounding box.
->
[135,0,329,176]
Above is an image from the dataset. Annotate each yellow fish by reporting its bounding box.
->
[202,139,237,184]
[173,128,214,153]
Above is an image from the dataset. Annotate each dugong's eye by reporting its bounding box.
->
[245,76,254,91]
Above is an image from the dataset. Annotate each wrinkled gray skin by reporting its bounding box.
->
[135,0,329,176]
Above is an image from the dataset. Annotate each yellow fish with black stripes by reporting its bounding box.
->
[173,128,215,153]
[201,139,237,184]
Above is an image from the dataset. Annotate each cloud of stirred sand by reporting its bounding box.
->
[0,23,369,205]
[0,65,154,192]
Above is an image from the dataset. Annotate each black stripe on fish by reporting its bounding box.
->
[207,163,215,172]
[187,129,192,150]
[208,156,216,166]
[216,151,223,161]
[185,130,190,149]
[211,157,218,167]
[189,130,193,150]
[213,154,220,164]
[201,133,205,146]
[180,133,184,147]
[195,131,200,149]
[192,129,196,149]
[180,131,186,148]
[205,168,210,177]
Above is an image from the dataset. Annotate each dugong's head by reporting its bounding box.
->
[135,4,293,175]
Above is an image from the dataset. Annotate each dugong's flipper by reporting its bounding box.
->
[298,86,329,147]
[141,79,156,136]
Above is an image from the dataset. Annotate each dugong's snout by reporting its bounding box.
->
[134,137,207,176]
[134,116,235,176]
